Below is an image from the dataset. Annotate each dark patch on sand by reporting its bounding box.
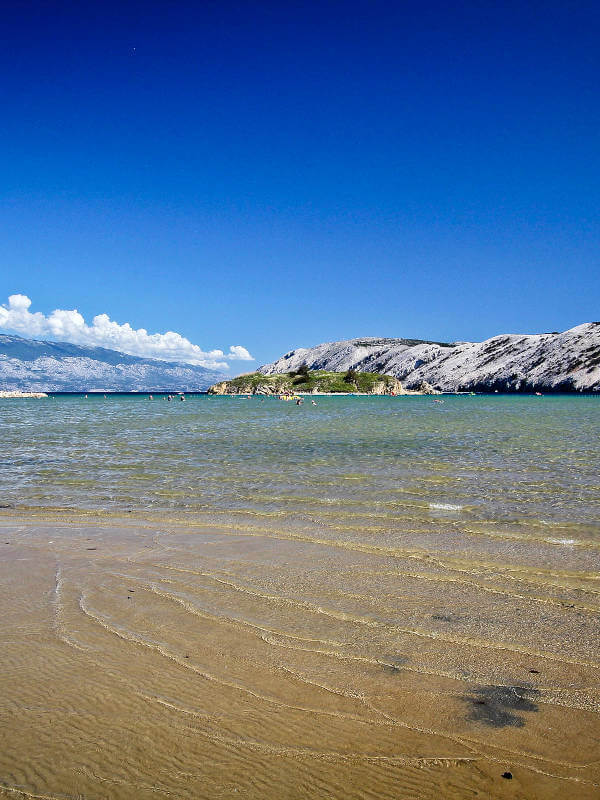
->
[464,685,540,728]
[382,655,408,674]
[431,612,476,624]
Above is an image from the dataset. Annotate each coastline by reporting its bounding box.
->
[2,388,598,397]
[221,390,429,396]
[0,390,48,398]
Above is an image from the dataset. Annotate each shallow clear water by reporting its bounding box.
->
[2,394,599,531]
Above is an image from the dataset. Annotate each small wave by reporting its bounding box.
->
[545,537,578,546]
[429,502,463,511]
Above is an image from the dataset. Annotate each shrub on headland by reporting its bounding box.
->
[208,370,405,395]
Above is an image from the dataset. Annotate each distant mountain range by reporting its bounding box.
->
[260,323,600,393]
[0,334,225,391]
[4,323,600,394]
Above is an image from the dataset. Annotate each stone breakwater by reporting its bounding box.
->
[0,390,48,398]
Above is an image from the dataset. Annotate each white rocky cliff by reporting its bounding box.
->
[260,323,600,393]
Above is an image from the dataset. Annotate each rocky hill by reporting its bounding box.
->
[0,334,225,392]
[208,370,419,395]
[260,323,600,393]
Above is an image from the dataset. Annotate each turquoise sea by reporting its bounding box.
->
[2,393,599,534]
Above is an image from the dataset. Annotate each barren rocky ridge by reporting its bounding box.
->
[0,334,225,391]
[260,323,600,392]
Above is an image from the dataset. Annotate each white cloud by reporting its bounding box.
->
[0,295,254,370]
[227,345,253,360]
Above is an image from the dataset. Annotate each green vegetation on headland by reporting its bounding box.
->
[208,368,432,395]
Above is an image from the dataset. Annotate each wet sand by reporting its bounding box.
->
[1,509,599,800]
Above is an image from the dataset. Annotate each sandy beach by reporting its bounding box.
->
[1,504,599,800]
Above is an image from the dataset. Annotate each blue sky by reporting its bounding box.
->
[1,0,598,369]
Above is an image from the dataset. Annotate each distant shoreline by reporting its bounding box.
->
[2,390,599,398]
[0,390,48,398]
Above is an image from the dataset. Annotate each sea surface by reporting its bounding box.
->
[2,393,600,525]
[1,394,599,799]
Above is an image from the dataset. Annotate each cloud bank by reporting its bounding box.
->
[0,295,254,370]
